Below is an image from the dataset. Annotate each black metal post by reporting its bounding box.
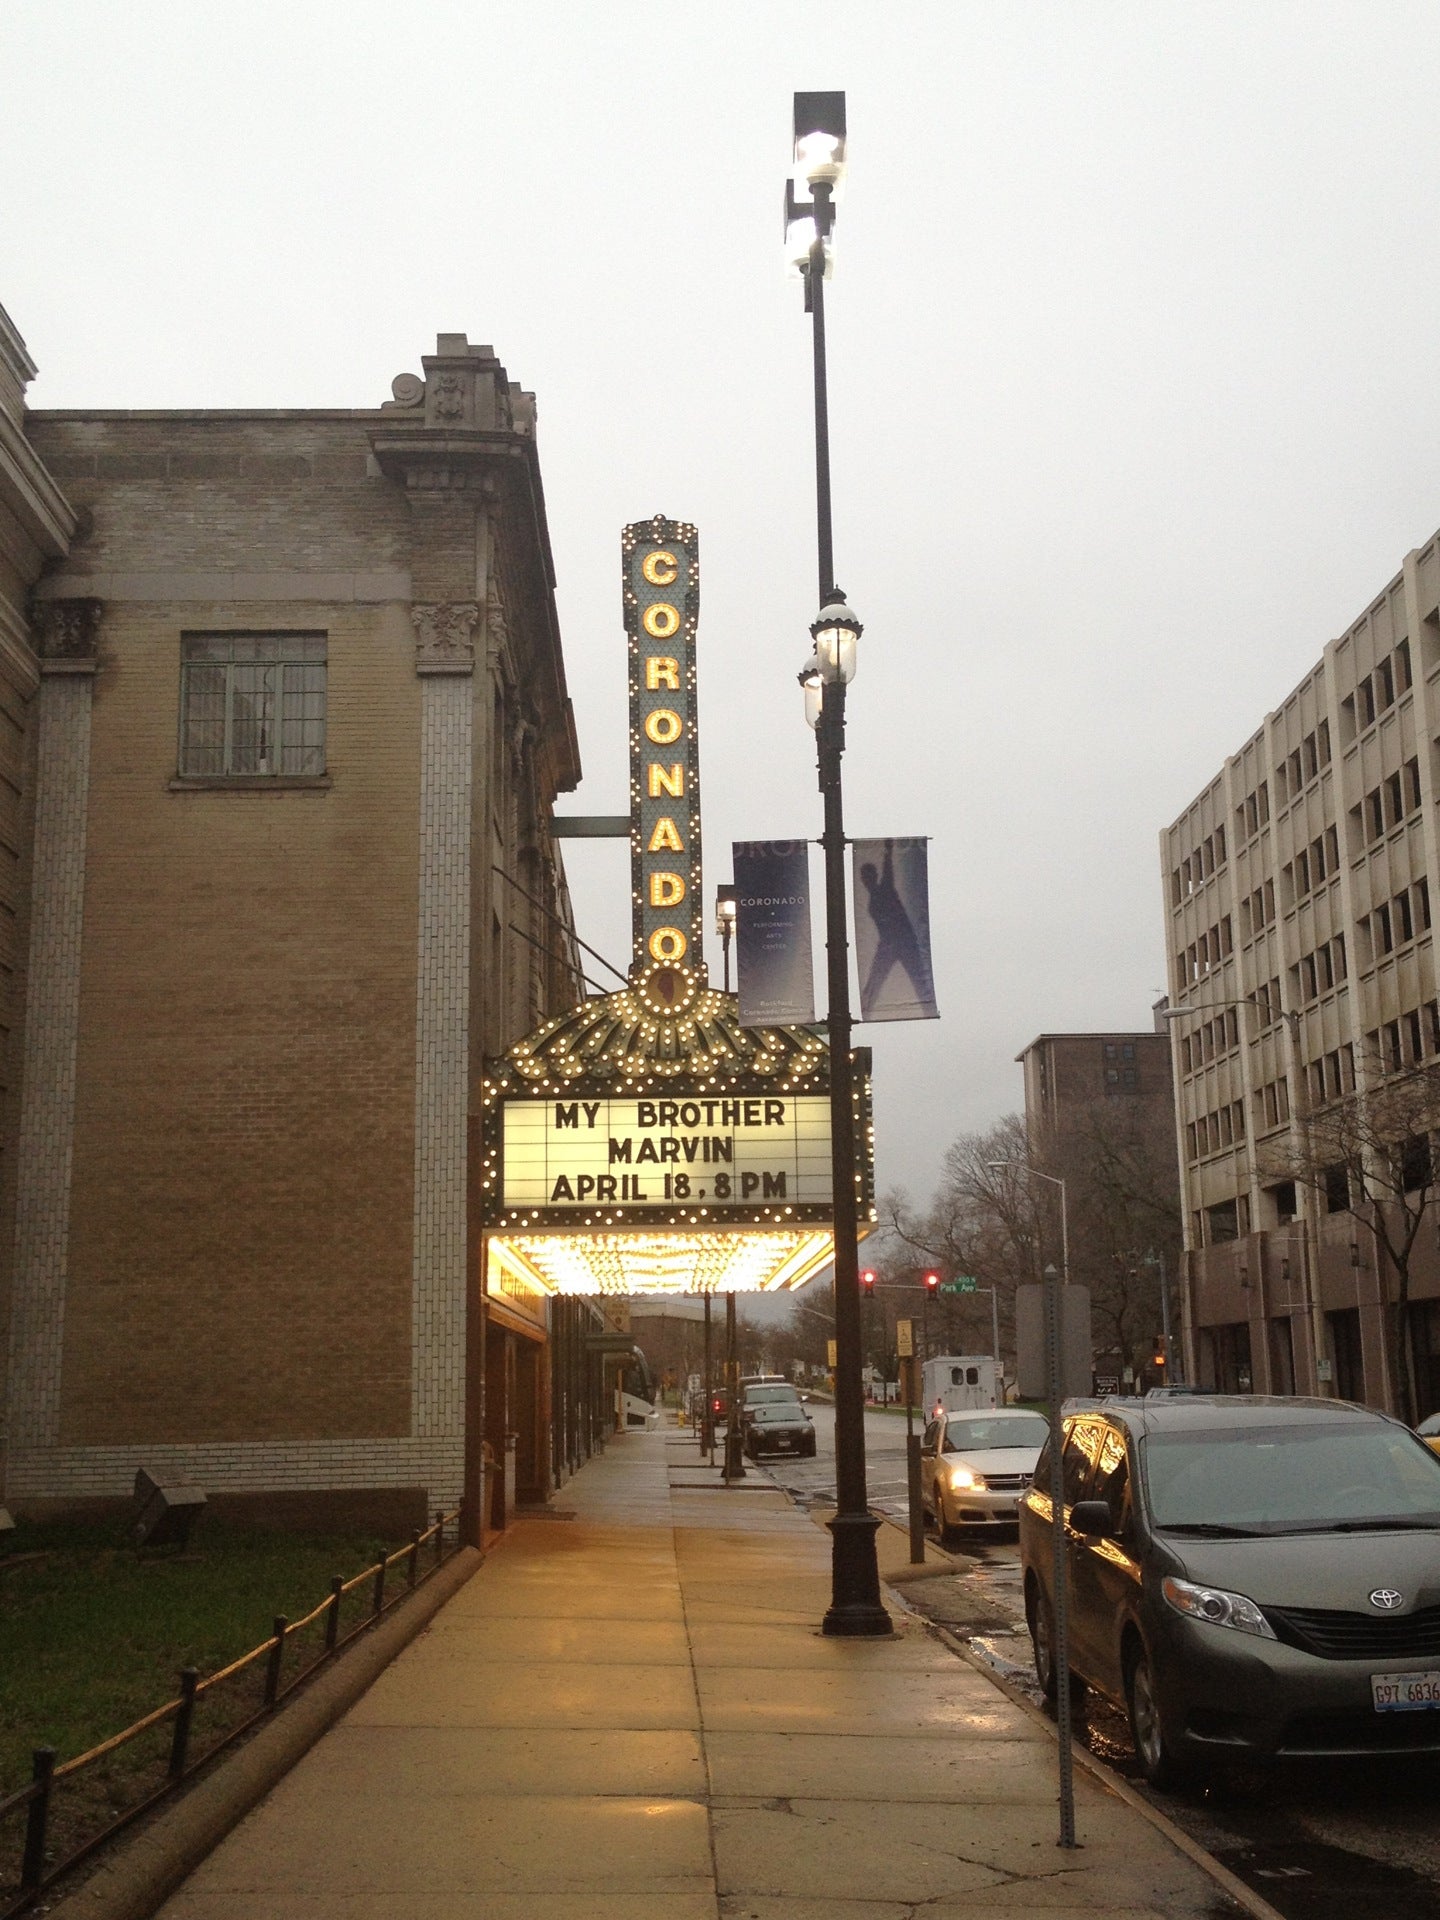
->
[21,1747,56,1891]
[1043,1263,1078,1846]
[326,1575,344,1651]
[168,1670,198,1779]
[723,1290,746,1481]
[264,1617,288,1707]
[905,1390,925,1564]
[702,1292,715,1461]
[804,190,888,1638]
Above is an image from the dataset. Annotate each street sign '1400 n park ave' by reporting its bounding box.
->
[502,1095,833,1210]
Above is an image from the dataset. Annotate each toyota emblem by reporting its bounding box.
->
[1369,1588,1404,1611]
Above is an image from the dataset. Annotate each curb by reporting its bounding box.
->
[45,1545,483,1920]
[888,1589,1286,1920]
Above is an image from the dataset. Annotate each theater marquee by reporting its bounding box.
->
[479,513,875,1298]
[502,1094,833,1211]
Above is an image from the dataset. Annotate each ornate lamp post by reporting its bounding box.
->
[715,884,736,993]
[787,89,890,1636]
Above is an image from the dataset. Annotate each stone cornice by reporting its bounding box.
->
[0,408,76,557]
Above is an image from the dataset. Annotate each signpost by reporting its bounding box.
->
[938,1276,977,1294]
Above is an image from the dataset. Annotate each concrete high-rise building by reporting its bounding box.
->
[1162,529,1440,1417]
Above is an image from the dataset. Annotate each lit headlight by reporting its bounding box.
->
[1161,1575,1275,1639]
[948,1466,985,1490]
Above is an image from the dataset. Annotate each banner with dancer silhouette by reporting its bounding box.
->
[732,840,815,1026]
[851,838,939,1022]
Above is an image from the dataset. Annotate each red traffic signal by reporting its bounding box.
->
[860,1269,876,1291]
[923,1271,940,1290]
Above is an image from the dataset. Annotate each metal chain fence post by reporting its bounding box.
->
[168,1668,199,1779]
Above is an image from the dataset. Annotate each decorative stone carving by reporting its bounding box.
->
[433,372,465,422]
[411,602,479,676]
[390,373,425,407]
[33,598,102,673]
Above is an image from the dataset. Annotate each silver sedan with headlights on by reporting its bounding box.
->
[1019,1395,1440,1789]
[920,1408,1049,1542]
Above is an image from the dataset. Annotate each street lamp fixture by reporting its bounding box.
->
[786,88,889,1639]
[798,653,824,731]
[811,592,862,685]
[987,1160,1070,1283]
[715,884,736,994]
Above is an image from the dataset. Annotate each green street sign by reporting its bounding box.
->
[939,1276,978,1295]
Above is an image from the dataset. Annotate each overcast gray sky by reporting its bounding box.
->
[7,1,1440,1212]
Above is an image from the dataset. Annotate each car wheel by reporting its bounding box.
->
[933,1485,957,1549]
[1026,1581,1085,1709]
[1124,1639,1191,1790]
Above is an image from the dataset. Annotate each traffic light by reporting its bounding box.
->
[1153,1335,1168,1372]
[923,1271,940,1291]
[860,1269,876,1292]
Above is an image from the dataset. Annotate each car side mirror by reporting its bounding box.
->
[1069,1499,1113,1538]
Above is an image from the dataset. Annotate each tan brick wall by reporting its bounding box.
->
[55,594,420,1445]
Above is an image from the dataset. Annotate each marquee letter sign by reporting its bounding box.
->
[624,516,703,974]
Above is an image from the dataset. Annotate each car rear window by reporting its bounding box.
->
[1143,1419,1440,1531]
[745,1385,801,1405]
[751,1404,805,1422]
[943,1415,1048,1453]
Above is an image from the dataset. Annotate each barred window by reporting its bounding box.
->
[179,633,326,777]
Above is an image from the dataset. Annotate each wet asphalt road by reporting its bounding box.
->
[744,1401,1440,1920]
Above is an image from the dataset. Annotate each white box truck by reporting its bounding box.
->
[922,1354,1001,1416]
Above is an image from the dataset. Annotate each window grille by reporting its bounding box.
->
[180,633,327,777]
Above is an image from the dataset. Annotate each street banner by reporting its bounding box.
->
[851,837,938,1023]
[733,840,815,1026]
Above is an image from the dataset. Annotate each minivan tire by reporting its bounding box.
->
[1123,1639,1193,1791]
[1025,1581,1084,1708]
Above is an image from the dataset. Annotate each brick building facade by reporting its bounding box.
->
[0,322,593,1528]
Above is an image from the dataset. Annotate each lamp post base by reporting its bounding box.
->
[822,1509,893,1636]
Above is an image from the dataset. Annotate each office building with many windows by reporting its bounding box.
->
[1162,529,1440,1417]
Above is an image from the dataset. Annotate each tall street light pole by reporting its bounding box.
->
[988,1160,1070,1282]
[787,90,889,1637]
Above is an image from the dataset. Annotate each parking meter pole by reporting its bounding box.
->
[723,1291,746,1483]
[1044,1262,1078,1848]
[905,1391,925,1564]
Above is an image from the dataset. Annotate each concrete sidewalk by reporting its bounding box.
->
[154,1431,1242,1919]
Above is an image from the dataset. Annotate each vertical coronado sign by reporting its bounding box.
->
[623,515,703,976]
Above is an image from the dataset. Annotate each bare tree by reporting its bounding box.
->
[881,1115,1041,1375]
[1041,1097,1183,1375]
[1267,1056,1440,1425]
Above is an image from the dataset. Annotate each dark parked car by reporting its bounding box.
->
[743,1400,816,1459]
[1019,1395,1440,1787]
